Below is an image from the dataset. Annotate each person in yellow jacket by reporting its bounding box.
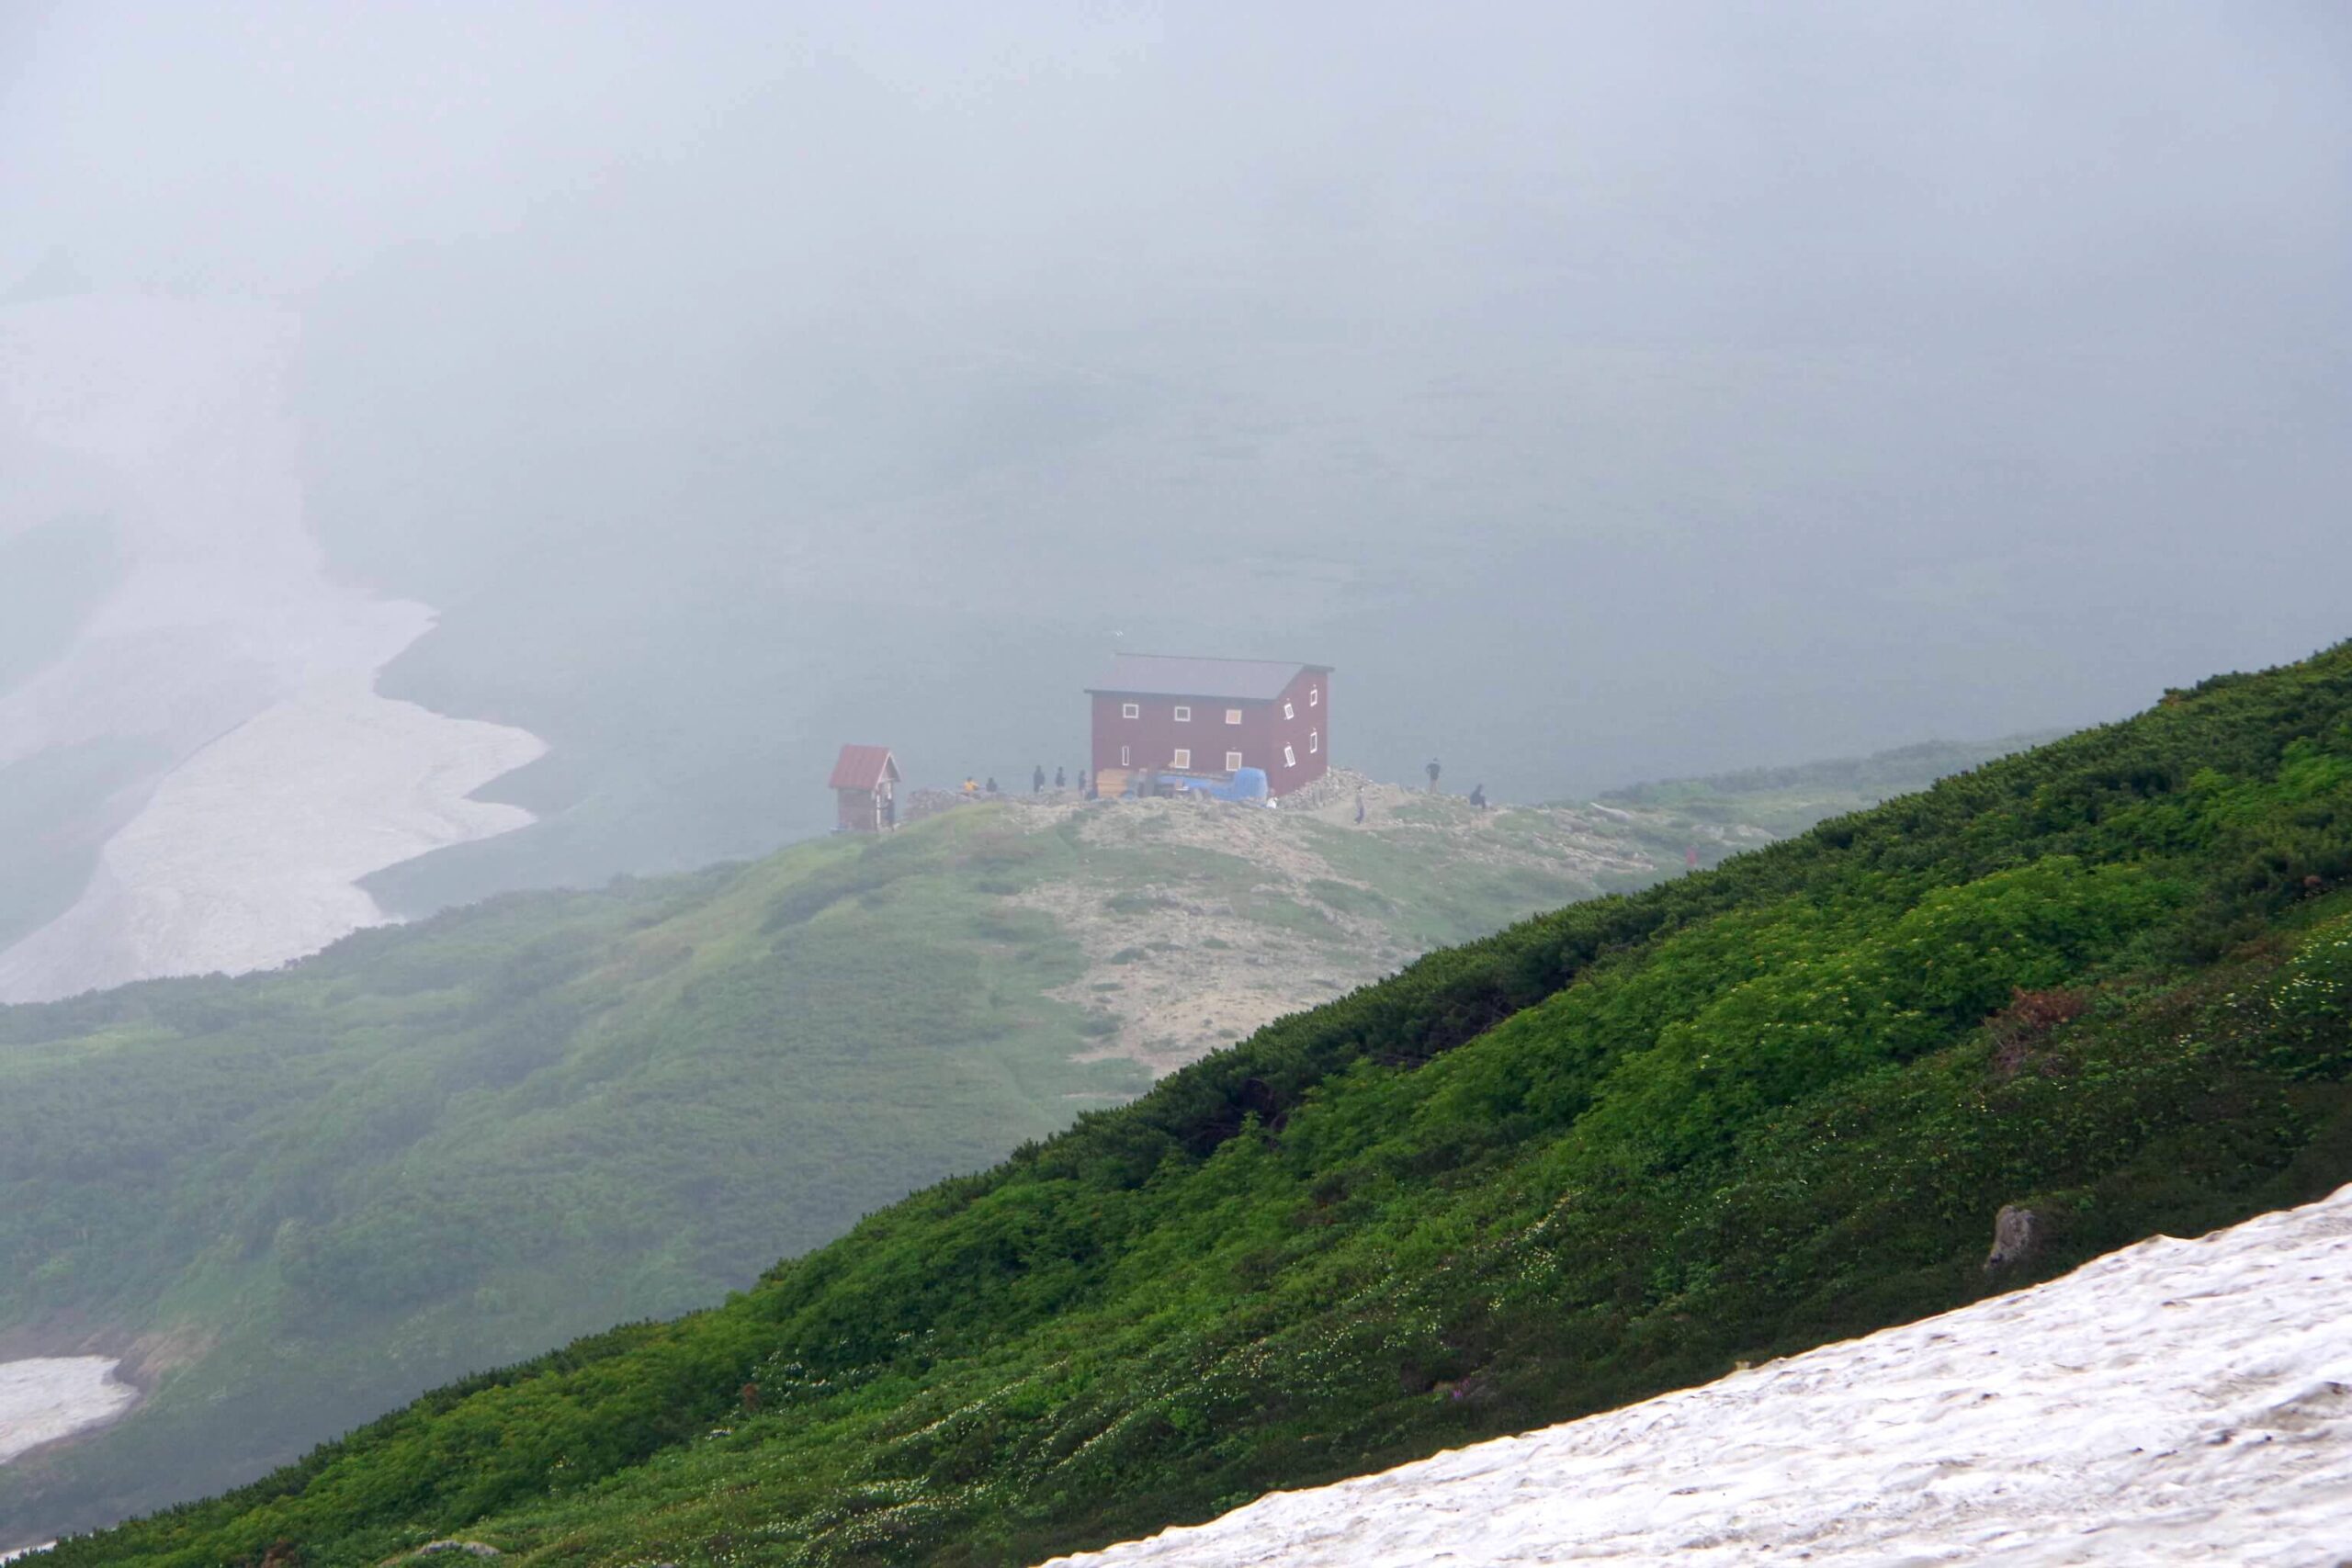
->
[961,776,979,796]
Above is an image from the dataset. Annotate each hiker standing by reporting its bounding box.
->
[1056,765,1067,789]
[1033,764,1046,794]
[1426,758,1442,793]
[985,776,1000,794]
[1354,785,1366,825]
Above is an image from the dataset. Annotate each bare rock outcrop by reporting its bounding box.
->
[1984,1204,2041,1271]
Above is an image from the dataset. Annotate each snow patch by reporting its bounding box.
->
[0,295,545,1001]
[0,687,541,998]
[0,1358,137,1468]
[1042,1185,2352,1566]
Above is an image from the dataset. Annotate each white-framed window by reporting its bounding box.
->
[1173,705,1191,722]
[1121,702,1139,719]
[1120,744,1131,765]
[1283,701,1295,719]
[1171,748,1192,769]
[1308,685,1319,707]
[1225,750,1243,771]
[1283,744,1296,768]
[1308,730,1319,754]
[1225,708,1242,725]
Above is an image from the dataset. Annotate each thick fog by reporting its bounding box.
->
[2,2,2348,931]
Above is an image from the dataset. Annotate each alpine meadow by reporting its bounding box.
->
[6,756,1916,1544]
[39,643,2352,1566]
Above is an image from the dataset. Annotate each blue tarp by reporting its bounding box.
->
[1165,766,1269,803]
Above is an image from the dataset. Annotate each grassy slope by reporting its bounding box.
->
[5,773,1791,1545]
[0,811,1145,1540]
[1597,731,2066,838]
[48,643,2352,1567]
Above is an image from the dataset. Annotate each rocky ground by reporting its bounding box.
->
[991,769,1742,1077]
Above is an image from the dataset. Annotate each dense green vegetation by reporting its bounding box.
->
[0,811,1143,1541]
[50,642,2352,1567]
[7,778,1731,1547]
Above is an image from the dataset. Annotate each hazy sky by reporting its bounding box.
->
[4,3,2349,874]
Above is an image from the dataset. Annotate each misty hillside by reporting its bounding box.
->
[1597,732,2066,836]
[42,642,2352,1567]
[0,752,1918,1549]
[5,9,2349,1565]
[0,296,545,1002]
[6,4,2347,963]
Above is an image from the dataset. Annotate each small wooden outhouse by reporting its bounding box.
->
[829,744,901,832]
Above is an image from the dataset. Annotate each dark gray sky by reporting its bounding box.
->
[3,2,2349,886]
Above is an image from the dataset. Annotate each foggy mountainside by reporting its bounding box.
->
[1598,733,2066,836]
[40,643,2352,1566]
[4,3,2349,962]
[0,298,545,999]
[0,744,1969,1547]
[5,5,2352,1565]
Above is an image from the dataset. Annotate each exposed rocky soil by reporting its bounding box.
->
[1004,770,1713,1077]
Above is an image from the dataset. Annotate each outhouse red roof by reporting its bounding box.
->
[829,744,900,790]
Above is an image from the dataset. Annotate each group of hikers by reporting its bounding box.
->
[961,764,1088,799]
[1421,758,1485,807]
[1351,761,1486,823]
[950,759,1490,817]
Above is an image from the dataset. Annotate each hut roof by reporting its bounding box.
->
[1085,654,1332,702]
[829,744,900,790]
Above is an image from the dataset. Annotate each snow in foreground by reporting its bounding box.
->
[0,1357,137,1469]
[1043,1185,2352,1566]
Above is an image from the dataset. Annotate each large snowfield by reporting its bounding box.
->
[1044,1184,2352,1566]
[0,296,544,1002]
